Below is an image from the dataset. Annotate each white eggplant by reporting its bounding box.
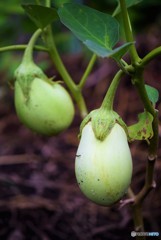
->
[75,122,132,206]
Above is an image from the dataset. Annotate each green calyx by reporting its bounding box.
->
[14,61,48,99]
[79,107,128,141]
[14,28,47,99]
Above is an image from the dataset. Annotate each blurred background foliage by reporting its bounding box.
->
[0,0,161,80]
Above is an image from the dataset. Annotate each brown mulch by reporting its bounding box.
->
[0,25,161,240]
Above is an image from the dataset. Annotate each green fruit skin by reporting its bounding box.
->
[75,122,132,206]
[14,78,74,136]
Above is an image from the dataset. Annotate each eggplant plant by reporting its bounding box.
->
[0,0,160,239]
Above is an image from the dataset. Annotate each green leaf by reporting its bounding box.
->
[128,111,153,142]
[111,42,134,60]
[113,0,143,16]
[145,84,159,104]
[53,0,73,8]
[84,40,133,58]
[58,3,121,58]
[22,4,58,29]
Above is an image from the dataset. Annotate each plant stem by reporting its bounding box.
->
[43,26,76,91]
[128,156,156,240]
[22,29,42,63]
[0,45,48,53]
[119,3,159,230]
[127,189,145,239]
[43,25,88,118]
[134,158,156,206]
[101,70,124,110]
[133,69,158,157]
[132,204,145,240]
[45,0,51,7]
[78,53,97,89]
[35,0,40,5]
[129,68,158,237]
[119,0,140,64]
[140,46,161,67]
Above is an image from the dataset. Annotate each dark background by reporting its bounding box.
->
[0,1,161,239]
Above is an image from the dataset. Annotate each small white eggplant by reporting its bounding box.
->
[75,122,132,206]
[15,78,74,136]
[14,29,74,136]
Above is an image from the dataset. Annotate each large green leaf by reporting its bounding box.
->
[113,0,143,16]
[145,84,159,104]
[22,4,58,29]
[58,3,130,58]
